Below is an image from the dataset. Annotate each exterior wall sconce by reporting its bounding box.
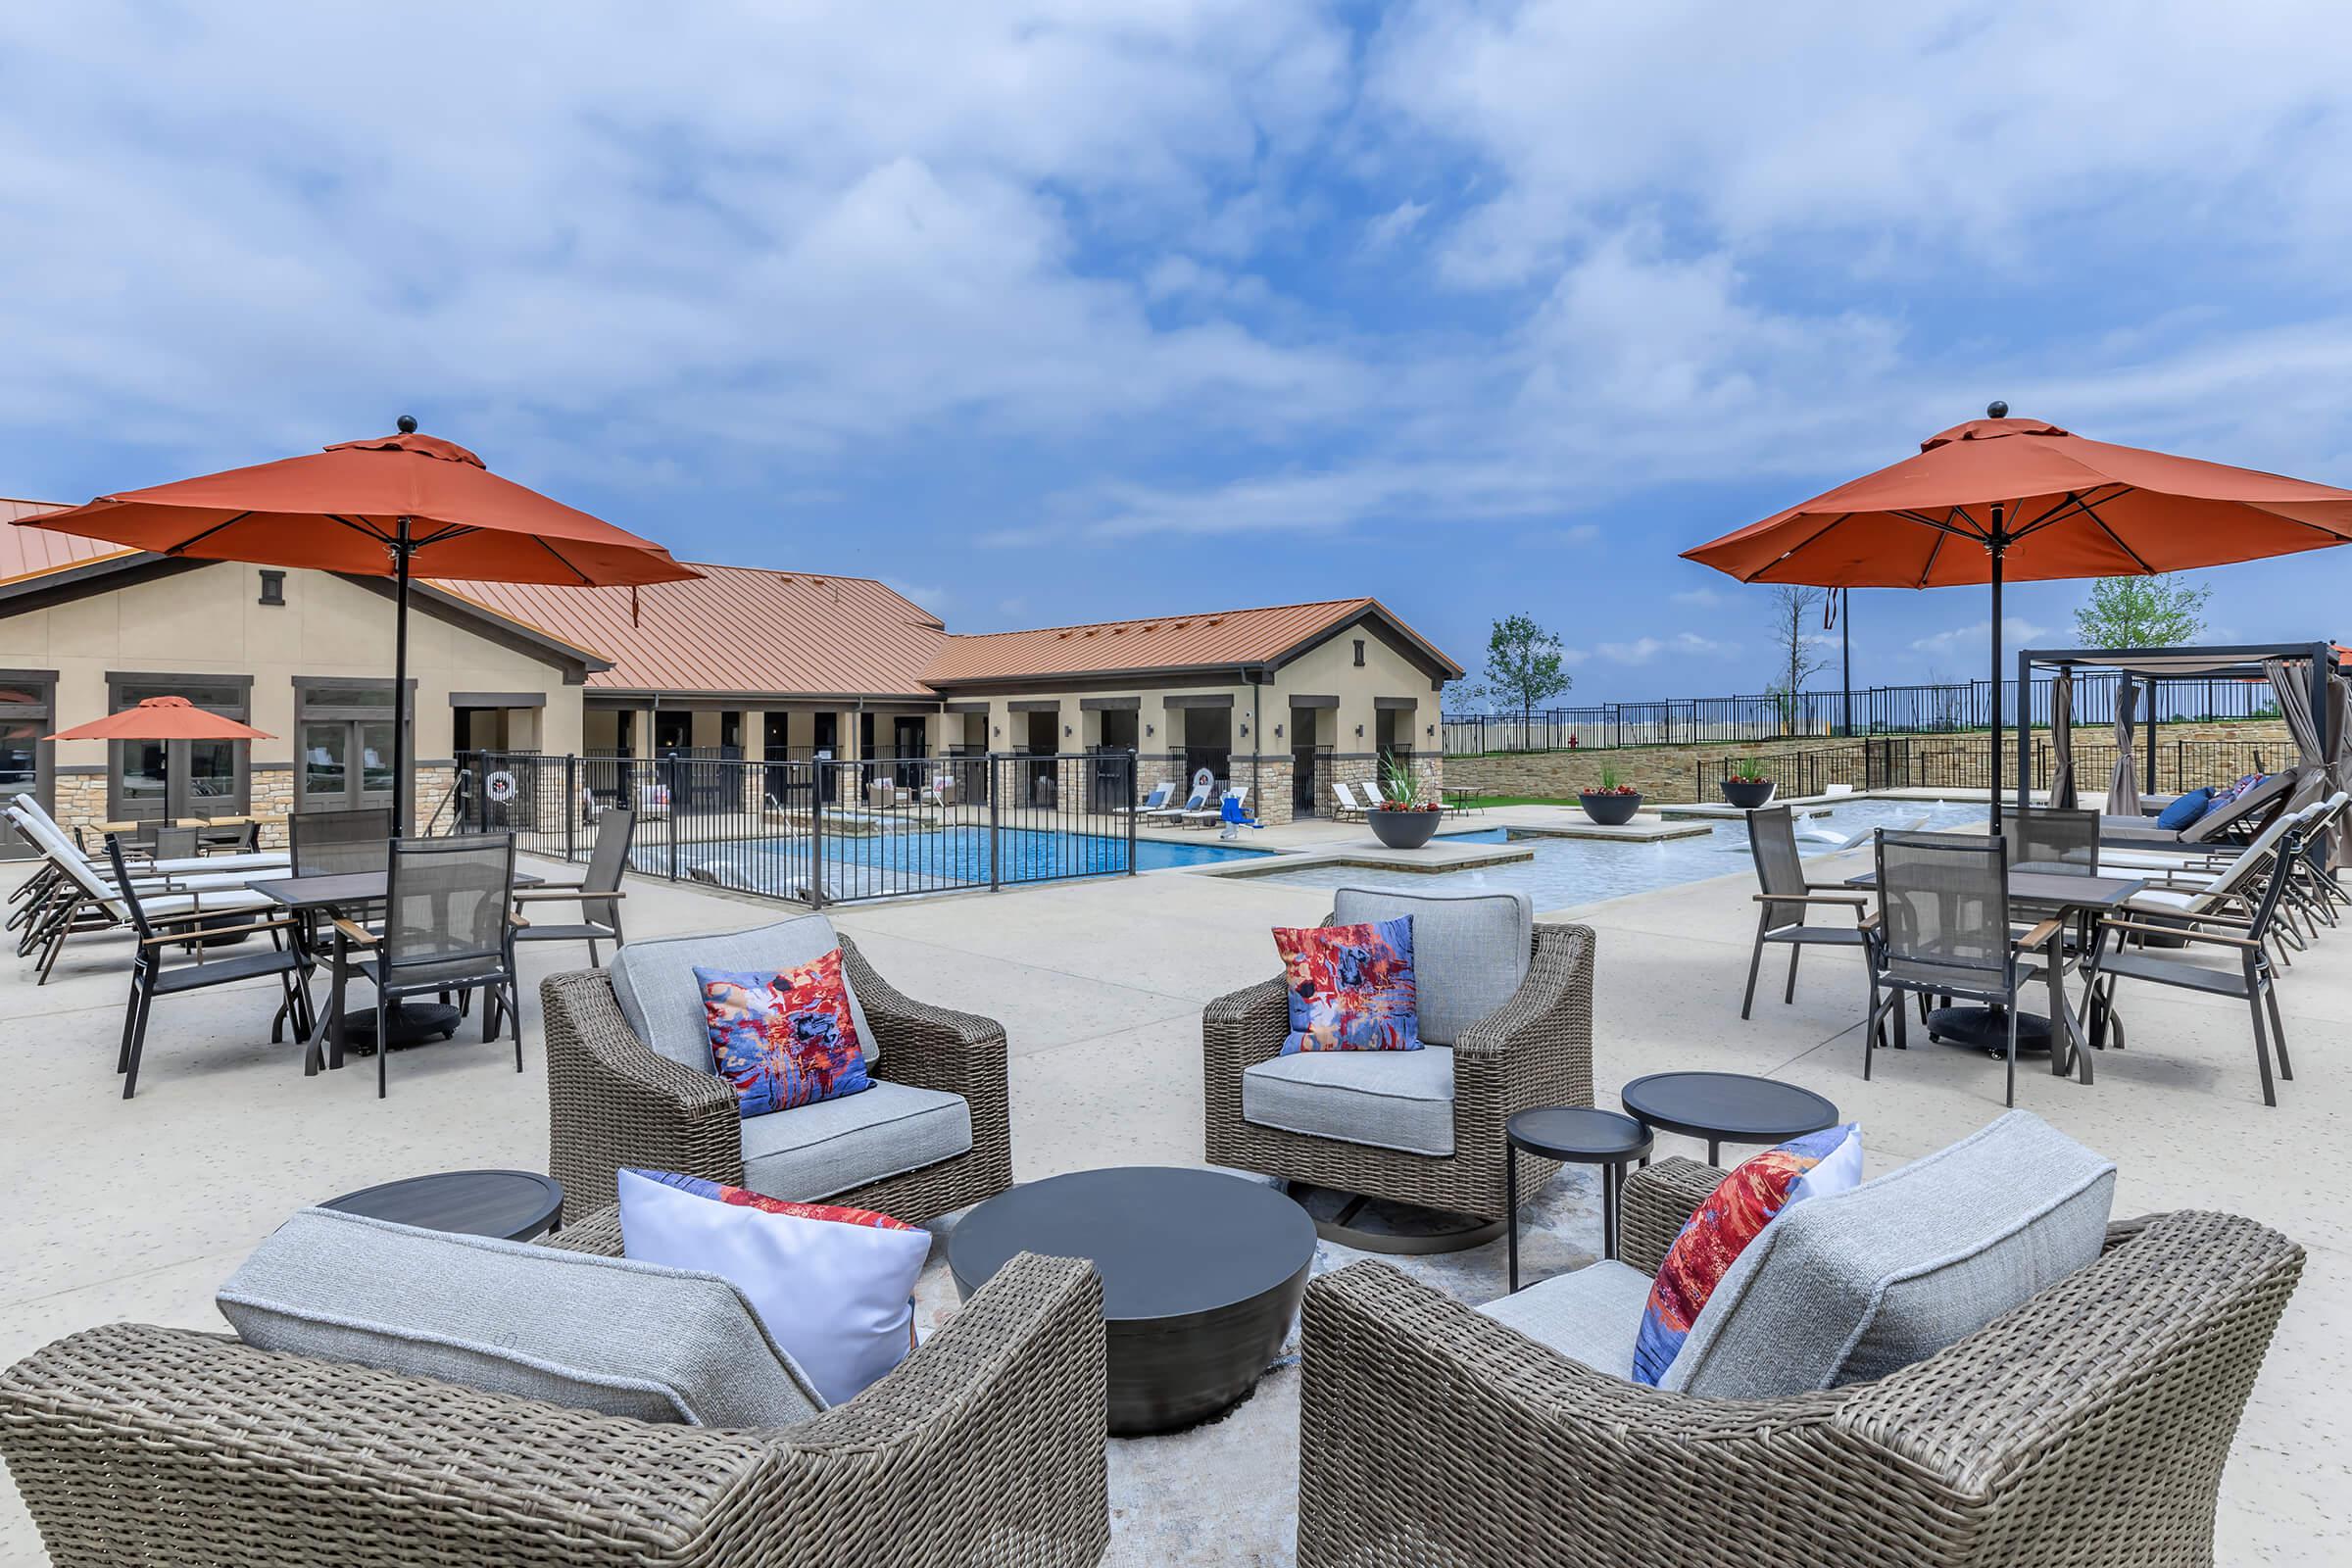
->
[993,724,1002,737]
[1426,724,1435,737]
[1239,721,1250,738]
[1355,724,1365,737]
[1274,723,1284,739]
[1146,723,1155,737]
[1064,724,1073,737]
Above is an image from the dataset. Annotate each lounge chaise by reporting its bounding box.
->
[2100,767,2300,849]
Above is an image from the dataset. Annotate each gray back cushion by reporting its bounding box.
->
[1664,1110,2116,1397]
[612,914,880,1071]
[1331,887,1533,1046]
[219,1208,823,1427]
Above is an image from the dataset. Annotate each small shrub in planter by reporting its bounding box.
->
[1579,767,1644,826]
[1368,758,1444,849]
[1721,759,1776,809]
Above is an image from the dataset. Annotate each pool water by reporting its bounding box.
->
[664,823,1270,899]
[1252,799,1986,909]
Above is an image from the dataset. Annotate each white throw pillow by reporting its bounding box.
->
[617,1169,931,1405]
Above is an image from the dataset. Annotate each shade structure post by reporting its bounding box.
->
[392,514,413,837]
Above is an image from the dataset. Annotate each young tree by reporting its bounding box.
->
[1479,612,1574,732]
[2073,573,2211,648]
[1765,585,1832,734]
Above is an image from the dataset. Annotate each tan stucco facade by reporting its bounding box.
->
[0,561,586,841]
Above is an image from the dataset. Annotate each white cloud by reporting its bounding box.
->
[1365,199,1430,248]
[1910,617,2050,656]
[881,578,949,613]
[1669,587,1725,607]
[1598,631,1734,664]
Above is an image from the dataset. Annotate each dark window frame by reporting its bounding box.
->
[105,671,254,820]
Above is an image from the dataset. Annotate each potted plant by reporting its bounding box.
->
[1367,758,1444,849]
[1578,766,1644,826]
[1721,759,1776,808]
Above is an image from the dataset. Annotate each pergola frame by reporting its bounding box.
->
[2015,640,2339,816]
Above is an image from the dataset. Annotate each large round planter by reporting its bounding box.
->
[1578,791,1643,826]
[1720,779,1777,809]
[1368,808,1442,849]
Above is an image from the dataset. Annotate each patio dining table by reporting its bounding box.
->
[1843,866,2146,1084]
[250,867,540,1075]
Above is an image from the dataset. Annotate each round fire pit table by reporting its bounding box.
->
[319,1169,564,1242]
[1619,1071,1839,1166]
[948,1166,1315,1436]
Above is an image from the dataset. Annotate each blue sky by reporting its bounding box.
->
[6,3,2352,704]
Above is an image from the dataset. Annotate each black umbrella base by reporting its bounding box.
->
[335,1001,464,1055]
[1926,1004,2053,1057]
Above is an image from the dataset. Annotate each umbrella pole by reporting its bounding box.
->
[1988,507,2006,812]
[392,515,412,837]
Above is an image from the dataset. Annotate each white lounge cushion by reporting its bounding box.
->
[612,914,881,1069]
[219,1207,823,1428]
[738,1079,973,1200]
[1477,1260,1654,1378]
[1243,1046,1454,1156]
[1332,886,1534,1046]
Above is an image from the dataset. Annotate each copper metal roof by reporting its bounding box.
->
[437,564,952,697]
[0,499,140,585]
[918,597,1461,685]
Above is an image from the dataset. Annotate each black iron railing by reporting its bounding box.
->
[455,750,1137,906]
[1448,672,2282,755]
[1691,736,2279,805]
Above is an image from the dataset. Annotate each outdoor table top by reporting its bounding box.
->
[319,1169,563,1242]
[1619,1071,1840,1151]
[251,868,543,910]
[1843,866,2147,909]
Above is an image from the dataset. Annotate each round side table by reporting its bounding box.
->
[1505,1106,1653,1292]
[320,1169,564,1242]
[1618,1071,1839,1165]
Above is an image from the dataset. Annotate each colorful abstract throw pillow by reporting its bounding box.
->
[617,1169,929,1404]
[1273,916,1421,1054]
[1631,1122,1864,1387]
[698,950,870,1116]
[2200,772,2266,818]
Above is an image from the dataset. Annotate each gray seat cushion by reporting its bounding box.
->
[739,1079,973,1201]
[612,914,881,1071]
[1663,1109,2116,1397]
[219,1207,822,1427]
[1332,887,1533,1047]
[1242,1047,1454,1156]
[1477,1260,1653,1378]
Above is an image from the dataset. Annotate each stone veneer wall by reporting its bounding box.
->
[1446,720,2294,805]
[47,761,459,851]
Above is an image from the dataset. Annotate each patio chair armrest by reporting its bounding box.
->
[1202,974,1293,1078]
[2015,917,2065,952]
[1298,1261,1896,1564]
[331,917,379,947]
[513,886,627,903]
[1618,1155,1723,1277]
[763,1251,1108,1562]
[535,1202,626,1256]
[1453,922,1597,1066]
[140,916,296,947]
[838,934,1008,1095]
[541,968,744,1213]
[1753,892,1871,908]
[2099,917,2264,950]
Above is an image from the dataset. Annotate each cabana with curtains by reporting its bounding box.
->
[2018,641,2346,858]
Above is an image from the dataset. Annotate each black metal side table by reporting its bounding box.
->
[1619,1071,1839,1165]
[1505,1106,1653,1291]
[320,1169,564,1242]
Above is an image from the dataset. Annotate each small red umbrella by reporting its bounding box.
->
[22,418,697,827]
[46,695,273,743]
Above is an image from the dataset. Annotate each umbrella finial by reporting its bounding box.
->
[396,414,418,434]
[1986,400,2009,419]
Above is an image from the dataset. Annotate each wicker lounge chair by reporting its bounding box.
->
[1296,1152,2302,1568]
[1203,889,1592,1224]
[544,925,1012,1219]
[0,1208,1110,1568]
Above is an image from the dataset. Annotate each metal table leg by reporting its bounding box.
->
[1504,1142,1520,1294]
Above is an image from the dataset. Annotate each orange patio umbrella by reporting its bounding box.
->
[22,418,698,827]
[1682,402,2352,798]
[46,694,272,743]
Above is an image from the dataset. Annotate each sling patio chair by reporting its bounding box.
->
[1328,780,1368,821]
[321,833,524,1098]
[6,806,271,954]
[2083,822,2305,1106]
[511,808,633,967]
[1140,779,1210,824]
[11,811,282,985]
[1865,828,2063,1107]
[1108,781,1173,818]
[1739,805,1879,1020]
[103,838,313,1099]
[1179,785,1247,829]
[287,807,393,879]
[2100,804,2318,971]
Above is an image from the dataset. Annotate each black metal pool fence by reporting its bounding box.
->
[1688,736,2276,805]
[452,750,1138,906]
[1444,671,2281,755]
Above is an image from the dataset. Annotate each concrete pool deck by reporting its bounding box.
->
[3,835,2344,1562]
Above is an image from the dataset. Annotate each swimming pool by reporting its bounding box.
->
[661,823,1272,901]
[1250,799,1986,909]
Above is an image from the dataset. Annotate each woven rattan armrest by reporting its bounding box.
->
[838,935,1007,1097]
[542,968,744,1210]
[1202,975,1291,1077]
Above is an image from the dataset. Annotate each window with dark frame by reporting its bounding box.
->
[1353,638,1366,666]
[105,674,253,821]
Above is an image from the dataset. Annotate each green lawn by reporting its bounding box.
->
[1451,794,1580,808]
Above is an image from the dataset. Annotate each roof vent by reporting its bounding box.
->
[1170,620,1191,630]
[1110,625,1126,634]
[1056,630,1073,640]
[1083,627,1099,636]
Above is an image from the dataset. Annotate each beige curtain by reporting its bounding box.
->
[2047,670,2075,808]
[2105,676,2140,816]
